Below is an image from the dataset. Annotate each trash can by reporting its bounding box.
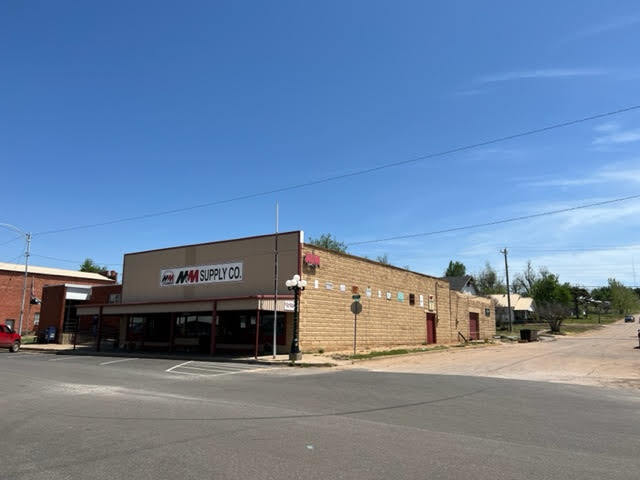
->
[520,329,531,342]
[529,330,538,342]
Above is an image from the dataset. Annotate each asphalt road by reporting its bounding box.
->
[1,352,639,479]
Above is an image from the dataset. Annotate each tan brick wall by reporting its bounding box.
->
[298,246,494,352]
[449,291,496,342]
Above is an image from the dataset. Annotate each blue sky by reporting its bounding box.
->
[1,1,640,287]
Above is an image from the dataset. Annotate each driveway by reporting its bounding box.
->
[362,319,640,390]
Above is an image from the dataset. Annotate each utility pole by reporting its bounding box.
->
[501,248,513,333]
[1,223,31,335]
[272,201,279,359]
[18,233,31,335]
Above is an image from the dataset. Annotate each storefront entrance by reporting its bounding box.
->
[122,310,287,355]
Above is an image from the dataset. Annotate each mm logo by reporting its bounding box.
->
[175,269,200,285]
[160,271,175,285]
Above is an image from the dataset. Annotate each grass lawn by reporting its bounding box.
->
[332,345,451,361]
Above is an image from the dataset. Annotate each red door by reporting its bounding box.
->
[426,313,437,344]
[469,313,479,340]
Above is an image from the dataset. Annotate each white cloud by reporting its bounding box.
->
[476,68,605,84]
[571,15,640,40]
[593,128,640,145]
[524,163,640,188]
[453,88,488,97]
[594,122,619,133]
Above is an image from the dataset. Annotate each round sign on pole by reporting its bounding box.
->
[350,301,362,315]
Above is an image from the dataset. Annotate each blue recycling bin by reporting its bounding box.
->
[44,326,57,343]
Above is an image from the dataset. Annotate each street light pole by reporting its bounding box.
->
[0,223,31,335]
[286,274,306,362]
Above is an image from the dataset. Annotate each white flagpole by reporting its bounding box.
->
[273,201,279,358]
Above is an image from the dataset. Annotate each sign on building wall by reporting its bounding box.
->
[160,262,243,287]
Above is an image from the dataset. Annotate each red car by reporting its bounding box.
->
[0,324,21,352]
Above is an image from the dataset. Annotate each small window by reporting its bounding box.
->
[485,308,491,317]
[5,319,15,331]
[108,293,121,304]
[34,313,40,325]
[409,294,415,306]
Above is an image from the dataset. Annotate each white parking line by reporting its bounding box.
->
[99,358,137,366]
[47,356,81,362]
[165,360,193,373]
[173,365,279,377]
[186,362,260,371]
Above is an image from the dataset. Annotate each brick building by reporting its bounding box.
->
[0,262,115,334]
[74,231,494,355]
[39,283,122,344]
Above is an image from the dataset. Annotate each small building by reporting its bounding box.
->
[441,275,477,295]
[39,283,122,344]
[72,231,495,354]
[0,262,115,334]
[489,294,536,324]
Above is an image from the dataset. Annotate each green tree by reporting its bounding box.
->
[530,272,572,332]
[306,233,348,253]
[608,278,640,315]
[475,262,507,295]
[512,261,550,296]
[79,258,108,274]
[569,286,590,319]
[590,285,611,302]
[445,260,466,277]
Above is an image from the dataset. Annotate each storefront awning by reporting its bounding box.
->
[76,295,295,317]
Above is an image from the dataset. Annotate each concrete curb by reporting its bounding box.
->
[19,345,336,367]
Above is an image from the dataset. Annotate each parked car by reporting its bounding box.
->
[0,324,21,352]
[624,315,635,323]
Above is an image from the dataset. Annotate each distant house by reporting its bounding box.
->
[442,275,477,295]
[489,294,536,324]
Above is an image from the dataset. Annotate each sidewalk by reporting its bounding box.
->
[20,343,339,367]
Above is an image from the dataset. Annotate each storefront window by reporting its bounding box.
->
[128,317,145,338]
[127,314,170,342]
[176,314,212,337]
[216,311,286,346]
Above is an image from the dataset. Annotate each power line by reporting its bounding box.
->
[28,246,302,269]
[2,253,24,264]
[33,104,640,237]
[29,254,123,267]
[348,193,640,246]
[0,235,24,247]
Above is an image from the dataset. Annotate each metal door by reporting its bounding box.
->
[469,312,480,340]
[426,313,437,344]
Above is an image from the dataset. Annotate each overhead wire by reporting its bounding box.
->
[347,194,640,246]
[0,235,24,247]
[32,104,640,237]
